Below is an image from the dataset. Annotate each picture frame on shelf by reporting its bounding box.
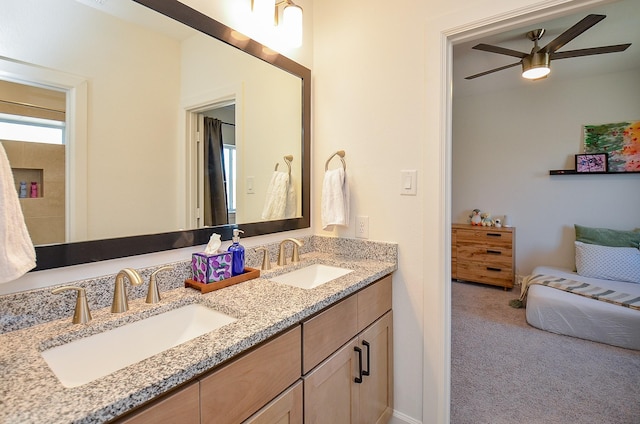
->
[575,153,608,173]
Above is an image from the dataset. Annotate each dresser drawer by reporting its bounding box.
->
[457,262,514,288]
[456,228,513,248]
[457,245,513,267]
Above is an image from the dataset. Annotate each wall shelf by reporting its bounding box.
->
[549,170,640,175]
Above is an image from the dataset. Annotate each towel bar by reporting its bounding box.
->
[325,150,346,171]
[274,154,293,176]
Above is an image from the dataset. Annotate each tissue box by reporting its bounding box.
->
[191,251,233,283]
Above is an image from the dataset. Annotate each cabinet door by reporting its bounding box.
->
[200,326,301,424]
[244,381,303,424]
[358,311,393,424]
[304,337,359,424]
[115,382,199,424]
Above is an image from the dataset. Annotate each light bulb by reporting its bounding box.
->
[282,3,303,47]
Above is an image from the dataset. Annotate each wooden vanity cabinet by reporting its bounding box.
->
[115,381,200,424]
[112,275,393,424]
[199,326,301,424]
[112,327,301,424]
[302,276,393,424]
[244,380,303,424]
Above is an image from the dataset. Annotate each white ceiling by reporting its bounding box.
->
[453,0,640,98]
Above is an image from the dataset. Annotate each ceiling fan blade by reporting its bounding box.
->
[539,14,606,54]
[551,43,632,60]
[465,61,522,80]
[472,43,527,58]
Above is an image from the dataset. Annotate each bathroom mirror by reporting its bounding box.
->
[2,0,310,270]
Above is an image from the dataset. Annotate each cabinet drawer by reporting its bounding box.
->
[115,382,199,424]
[200,326,302,424]
[457,262,513,288]
[303,295,358,374]
[456,228,513,247]
[457,245,513,267]
[357,275,392,333]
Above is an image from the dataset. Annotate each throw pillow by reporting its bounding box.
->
[575,224,640,248]
[575,241,640,284]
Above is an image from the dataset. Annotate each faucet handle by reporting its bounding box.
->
[255,247,272,270]
[146,266,174,304]
[52,286,92,324]
[290,239,303,263]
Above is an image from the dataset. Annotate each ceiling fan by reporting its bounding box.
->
[465,14,632,80]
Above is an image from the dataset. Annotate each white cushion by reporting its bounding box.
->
[575,241,640,284]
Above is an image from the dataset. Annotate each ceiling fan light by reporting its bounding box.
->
[522,52,550,79]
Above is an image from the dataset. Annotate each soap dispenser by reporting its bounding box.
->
[228,229,245,276]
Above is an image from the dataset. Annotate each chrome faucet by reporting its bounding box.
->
[112,268,143,313]
[52,286,92,324]
[277,238,303,266]
[146,266,174,304]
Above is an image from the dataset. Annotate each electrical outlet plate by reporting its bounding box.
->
[356,216,369,239]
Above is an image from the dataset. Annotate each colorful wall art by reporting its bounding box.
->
[584,121,640,172]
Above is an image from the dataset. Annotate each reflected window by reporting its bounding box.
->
[0,114,65,145]
[224,144,236,212]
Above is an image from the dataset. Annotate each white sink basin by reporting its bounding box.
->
[269,264,353,289]
[41,304,236,388]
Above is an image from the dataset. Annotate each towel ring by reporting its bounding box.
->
[325,150,346,171]
[274,155,293,176]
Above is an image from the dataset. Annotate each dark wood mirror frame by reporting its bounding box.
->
[34,0,311,271]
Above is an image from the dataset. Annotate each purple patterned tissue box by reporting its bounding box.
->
[191,251,233,283]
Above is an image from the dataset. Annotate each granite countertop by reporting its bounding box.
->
[0,246,396,424]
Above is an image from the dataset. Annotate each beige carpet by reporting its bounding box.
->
[451,280,640,424]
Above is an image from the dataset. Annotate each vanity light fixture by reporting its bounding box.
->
[521,51,550,80]
[251,0,303,48]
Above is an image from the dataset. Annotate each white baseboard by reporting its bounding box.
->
[389,410,422,424]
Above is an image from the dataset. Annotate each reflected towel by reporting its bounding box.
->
[285,175,297,219]
[261,171,290,220]
[0,143,36,284]
[321,167,349,230]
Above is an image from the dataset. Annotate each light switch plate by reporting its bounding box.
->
[247,176,255,194]
[400,170,417,195]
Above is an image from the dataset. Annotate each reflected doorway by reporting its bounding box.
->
[189,103,237,228]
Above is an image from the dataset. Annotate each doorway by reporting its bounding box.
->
[444,0,617,421]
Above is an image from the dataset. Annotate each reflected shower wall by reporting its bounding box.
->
[2,140,66,245]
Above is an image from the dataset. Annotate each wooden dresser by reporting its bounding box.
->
[451,224,515,289]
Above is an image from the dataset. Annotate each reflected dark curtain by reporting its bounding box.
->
[203,117,228,226]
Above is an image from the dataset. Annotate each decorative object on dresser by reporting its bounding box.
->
[451,224,516,289]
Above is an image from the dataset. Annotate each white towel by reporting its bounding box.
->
[284,175,297,218]
[261,171,290,220]
[321,167,350,230]
[0,143,36,284]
